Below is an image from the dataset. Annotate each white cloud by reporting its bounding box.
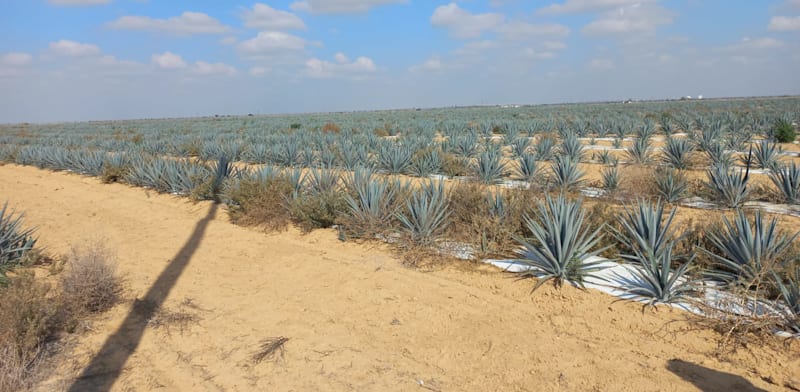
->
[249,66,270,76]
[522,48,557,60]
[720,37,785,52]
[49,40,101,57]
[191,61,237,76]
[151,52,187,69]
[305,55,377,78]
[334,52,349,63]
[0,52,34,78]
[539,0,655,15]
[409,57,445,73]
[219,36,238,45]
[588,58,614,70]
[242,3,305,30]
[768,16,800,31]
[779,0,800,10]
[48,0,110,5]
[290,0,407,14]
[1,52,33,67]
[543,41,567,50]
[496,22,570,40]
[454,40,498,57]
[582,3,673,36]
[431,3,504,39]
[238,31,308,56]
[108,12,231,35]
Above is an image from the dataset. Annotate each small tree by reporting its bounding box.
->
[773,119,796,143]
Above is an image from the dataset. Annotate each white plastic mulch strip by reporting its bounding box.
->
[481,256,797,338]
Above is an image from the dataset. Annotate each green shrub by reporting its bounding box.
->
[773,119,796,143]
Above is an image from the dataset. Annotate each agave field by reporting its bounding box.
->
[1,96,800,336]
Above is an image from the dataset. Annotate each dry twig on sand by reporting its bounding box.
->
[252,337,289,364]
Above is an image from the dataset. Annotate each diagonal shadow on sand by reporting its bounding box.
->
[68,202,219,392]
[666,359,767,392]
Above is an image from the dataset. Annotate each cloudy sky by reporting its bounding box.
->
[1,0,799,123]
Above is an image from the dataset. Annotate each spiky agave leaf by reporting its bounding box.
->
[208,155,234,200]
[377,141,413,174]
[613,199,677,261]
[559,132,584,162]
[662,137,693,170]
[396,180,450,246]
[533,136,556,161]
[622,245,700,306]
[473,150,508,184]
[409,148,442,177]
[487,191,506,219]
[0,202,37,272]
[772,266,800,334]
[550,155,585,191]
[510,135,532,157]
[702,210,798,285]
[770,161,800,204]
[601,166,620,192]
[306,168,340,194]
[654,168,688,203]
[704,164,751,208]
[344,171,400,233]
[704,143,735,170]
[613,199,701,305]
[752,139,780,171]
[626,137,652,164]
[516,152,540,182]
[282,168,306,199]
[453,132,480,158]
[512,194,608,291]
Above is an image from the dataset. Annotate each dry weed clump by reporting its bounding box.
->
[446,182,533,258]
[288,190,348,232]
[0,274,63,392]
[224,177,294,231]
[147,298,201,335]
[689,276,789,353]
[617,165,658,199]
[61,243,123,314]
[0,242,123,392]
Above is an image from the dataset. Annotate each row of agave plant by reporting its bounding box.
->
[2,123,799,209]
[40,148,798,333]
[1,142,799,335]
[0,97,795,165]
[2,96,795,147]
[513,194,799,334]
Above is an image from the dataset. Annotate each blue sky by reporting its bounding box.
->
[1,0,799,122]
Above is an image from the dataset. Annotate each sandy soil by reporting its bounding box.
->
[1,164,798,392]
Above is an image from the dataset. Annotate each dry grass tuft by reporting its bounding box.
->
[446,182,533,258]
[224,177,294,231]
[617,164,658,199]
[61,243,123,314]
[252,336,289,364]
[0,274,63,392]
[147,298,201,335]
